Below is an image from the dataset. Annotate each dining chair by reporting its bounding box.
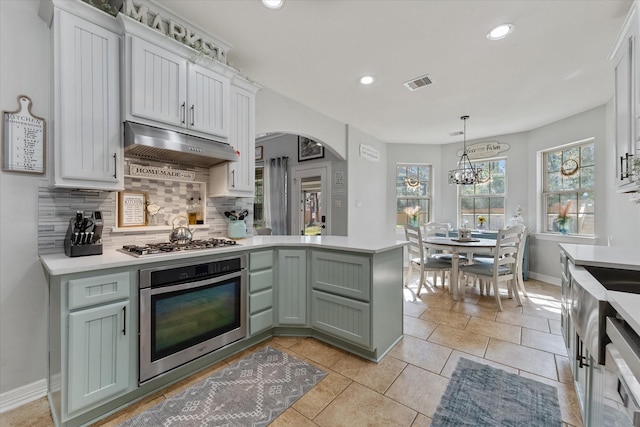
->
[404,224,452,295]
[423,222,469,267]
[459,226,522,311]
[471,224,528,298]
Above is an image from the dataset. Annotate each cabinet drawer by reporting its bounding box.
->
[250,289,273,314]
[249,269,273,293]
[250,309,273,336]
[250,250,274,271]
[311,251,371,301]
[68,272,130,310]
[311,290,371,349]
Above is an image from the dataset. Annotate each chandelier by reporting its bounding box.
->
[448,115,482,185]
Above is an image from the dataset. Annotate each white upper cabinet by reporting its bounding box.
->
[188,64,230,136]
[128,36,230,138]
[611,2,639,192]
[209,79,258,197]
[52,7,123,190]
[130,37,186,128]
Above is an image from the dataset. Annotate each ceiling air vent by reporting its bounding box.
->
[403,74,433,91]
[449,131,464,136]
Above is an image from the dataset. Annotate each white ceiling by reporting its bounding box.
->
[156,0,632,145]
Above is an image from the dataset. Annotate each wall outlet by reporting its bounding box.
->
[334,199,341,208]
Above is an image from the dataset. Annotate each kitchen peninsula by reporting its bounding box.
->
[40,236,405,427]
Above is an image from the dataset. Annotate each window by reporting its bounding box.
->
[396,164,432,228]
[459,158,506,230]
[542,139,595,235]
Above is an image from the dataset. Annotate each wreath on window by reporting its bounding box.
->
[560,159,579,177]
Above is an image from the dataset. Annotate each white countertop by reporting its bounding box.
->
[561,243,640,337]
[560,243,640,271]
[608,291,640,339]
[40,235,407,276]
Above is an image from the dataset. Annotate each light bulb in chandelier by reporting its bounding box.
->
[448,115,482,185]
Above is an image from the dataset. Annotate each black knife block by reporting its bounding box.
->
[64,218,103,257]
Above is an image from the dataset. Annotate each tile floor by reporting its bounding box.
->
[0,277,582,427]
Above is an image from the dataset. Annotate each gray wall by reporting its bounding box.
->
[347,126,391,240]
[2,0,640,404]
[1,0,51,395]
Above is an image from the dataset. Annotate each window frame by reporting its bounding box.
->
[540,137,595,237]
[395,163,433,229]
[457,156,507,231]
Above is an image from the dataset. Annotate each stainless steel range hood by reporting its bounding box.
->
[124,122,238,168]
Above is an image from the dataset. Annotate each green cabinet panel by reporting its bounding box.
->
[249,289,273,314]
[250,309,274,335]
[68,272,130,310]
[249,250,274,271]
[67,300,130,414]
[249,269,273,293]
[311,290,371,348]
[277,249,307,325]
[311,251,371,301]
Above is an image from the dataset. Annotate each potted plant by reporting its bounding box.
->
[404,206,420,226]
[477,215,486,230]
[554,201,572,234]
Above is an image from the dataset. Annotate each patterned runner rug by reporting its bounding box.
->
[432,358,562,427]
[119,346,327,427]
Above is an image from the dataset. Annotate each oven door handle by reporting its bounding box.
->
[149,270,243,295]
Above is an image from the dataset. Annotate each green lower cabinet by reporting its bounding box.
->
[250,309,274,335]
[311,290,371,348]
[311,251,371,301]
[248,251,275,336]
[248,288,274,335]
[277,249,307,326]
[277,249,307,325]
[67,300,131,414]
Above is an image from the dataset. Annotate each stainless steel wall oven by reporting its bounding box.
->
[139,255,246,384]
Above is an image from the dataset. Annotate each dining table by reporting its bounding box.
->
[423,236,498,301]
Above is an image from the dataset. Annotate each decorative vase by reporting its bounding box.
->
[410,216,419,227]
[477,223,485,230]
[556,220,570,235]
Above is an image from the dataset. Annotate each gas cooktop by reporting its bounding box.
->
[118,238,239,257]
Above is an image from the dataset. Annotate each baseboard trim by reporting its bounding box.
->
[529,271,560,286]
[0,379,48,413]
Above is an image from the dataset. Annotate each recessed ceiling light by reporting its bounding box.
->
[359,75,375,85]
[487,23,514,41]
[262,0,284,10]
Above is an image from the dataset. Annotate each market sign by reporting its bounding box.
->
[456,141,510,159]
[123,0,229,63]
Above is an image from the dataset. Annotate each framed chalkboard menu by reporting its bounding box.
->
[2,95,46,174]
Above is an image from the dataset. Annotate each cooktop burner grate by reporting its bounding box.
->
[119,238,239,257]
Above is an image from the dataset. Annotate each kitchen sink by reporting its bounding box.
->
[584,266,640,294]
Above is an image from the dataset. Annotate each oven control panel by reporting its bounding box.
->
[140,256,245,289]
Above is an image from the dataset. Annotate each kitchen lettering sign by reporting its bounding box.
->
[123,0,229,63]
[129,164,196,182]
[2,95,45,174]
[456,141,510,160]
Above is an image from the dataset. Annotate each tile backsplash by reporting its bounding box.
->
[38,160,254,254]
